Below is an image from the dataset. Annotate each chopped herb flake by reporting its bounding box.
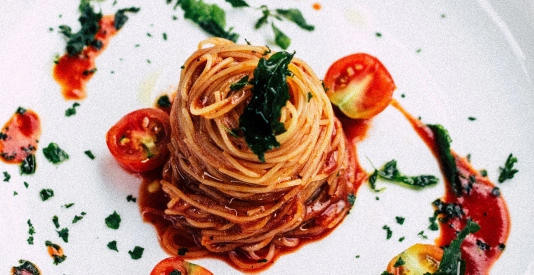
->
[84,150,95,159]
[347,193,356,206]
[72,212,86,223]
[498,153,518,183]
[127,195,137,203]
[58,2,102,56]
[157,95,172,108]
[395,216,405,225]
[105,211,121,229]
[178,247,189,256]
[377,159,438,188]
[20,154,37,175]
[42,143,69,164]
[394,256,405,267]
[40,189,54,201]
[382,225,392,240]
[114,7,140,30]
[128,246,144,260]
[53,216,60,228]
[56,228,69,243]
[107,240,119,252]
[3,171,10,182]
[65,102,80,117]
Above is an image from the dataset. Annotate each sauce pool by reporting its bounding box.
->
[53,15,118,100]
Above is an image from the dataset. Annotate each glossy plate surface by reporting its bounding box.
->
[1,0,533,274]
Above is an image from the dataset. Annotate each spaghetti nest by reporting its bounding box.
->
[161,38,357,270]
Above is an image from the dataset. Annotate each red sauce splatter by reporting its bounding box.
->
[0,108,41,164]
[391,100,510,275]
[312,3,322,11]
[53,15,118,100]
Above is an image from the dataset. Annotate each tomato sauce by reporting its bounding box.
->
[391,100,510,275]
[53,15,118,100]
[0,108,41,164]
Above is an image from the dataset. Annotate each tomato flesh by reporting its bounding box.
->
[324,53,395,119]
[150,257,213,275]
[106,108,171,173]
[386,243,444,275]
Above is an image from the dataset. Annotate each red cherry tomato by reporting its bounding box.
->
[106,108,171,173]
[386,243,444,275]
[324,53,396,119]
[150,257,213,275]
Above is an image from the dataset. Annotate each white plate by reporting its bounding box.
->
[1,0,533,274]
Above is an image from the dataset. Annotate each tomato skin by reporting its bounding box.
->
[106,108,171,173]
[386,243,444,275]
[150,257,213,275]
[324,53,396,119]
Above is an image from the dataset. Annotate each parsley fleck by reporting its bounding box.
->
[16,107,27,115]
[57,228,69,242]
[157,95,172,108]
[382,225,392,240]
[114,7,140,30]
[20,154,36,175]
[84,150,95,160]
[498,153,518,183]
[53,216,60,228]
[63,203,75,208]
[398,236,405,242]
[40,189,55,201]
[24,181,29,188]
[163,32,168,40]
[381,271,394,275]
[65,102,80,117]
[105,211,121,230]
[375,32,382,37]
[127,195,137,203]
[72,212,86,223]
[428,215,439,231]
[178,247,189,256]
[468,116,476,121]
[418,230,428,239]
[27,219,36,245]
[307,92,313,102]
[128,246,144,260]
[107,240,119,252]
[42,143,69,164]
[58,2,102,56]
[169,269,182,275]
[395,216,405,225]
[491,187,501,197]
[347,193,356,206]
[3,171,10,182]
[257,259,268,263]
[394,256,405,267]
[377,160,438,188]
[45,240,67,265]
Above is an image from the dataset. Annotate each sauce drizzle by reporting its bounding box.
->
[53,15,118,100]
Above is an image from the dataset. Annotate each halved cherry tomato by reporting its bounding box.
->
[150,257,213,275]
[324,53,396,119]
[106,108,171,173]
[386,243,444,275]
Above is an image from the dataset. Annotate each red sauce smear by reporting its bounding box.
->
[0,108,41,164]
[53,15,118,100]
[312,3,322,11]
[391,100,510,275]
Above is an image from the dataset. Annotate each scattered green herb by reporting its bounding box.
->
[307,92,313,102]
[157,95,172,108]
[84,150,95,160]
[468,116,476,121]
[399,236,405,242]
[498,153,518,183]
[40,189,55,201]
[24,181,29,188]
[105,211,121,229]
[479,169,488,177]
[45,240,67,265]
[178,247,189,256]
[174,0,238,42]
[394,256,405,267]
[42,143,69,164]
[16,107,27,115]
[429,221,480,275]
[428,215,439,231]
[347,193,356,206]
[395,216,405,225]
[271,23,290,50]
[169,269,182,275]
[114,7,140,30]
[57,228,69,243]
[229,75,249,91]
[377,159,438,188]
[63,203,75,208]
[381,271,394,275]
[382,225,392,240]
[127,195,137,203]
[432,199,464,222]
[375,32,382,37]
[427,124,462,196]
[72,212,86,223]
[53,216,60,228]
[65,102,80,117]
[20,154,37,175]
[275,8,315,31]
[3,171,10,182]
[107,240,119,252]
[58,1,103,56]
[418,230,428,239]
[128,246,144,260]
[225,0,249,8]
[257,259,268,263]
[27,219,36,245]
[239,51,293,162]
